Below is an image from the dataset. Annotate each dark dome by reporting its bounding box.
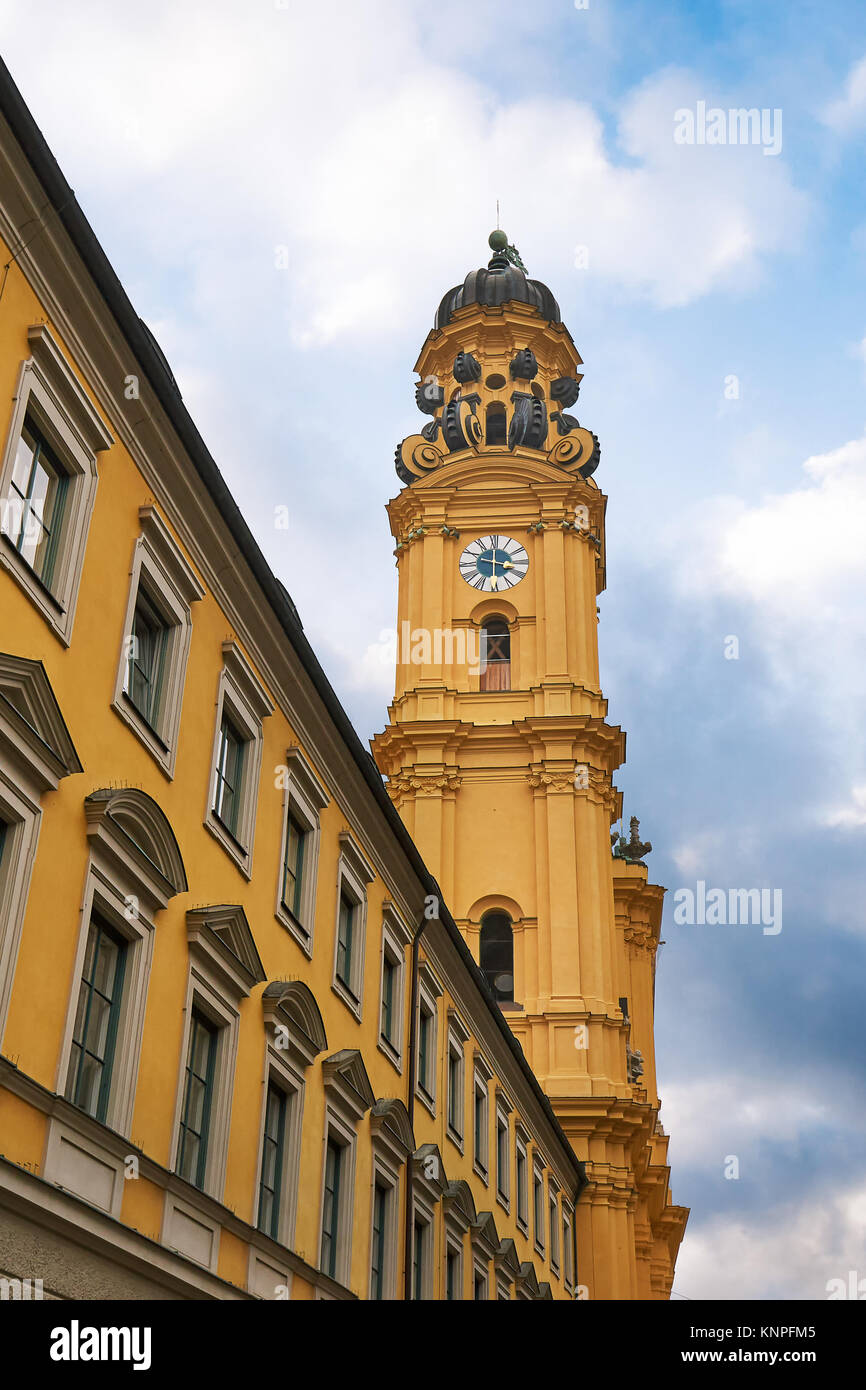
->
[435,250,561,329]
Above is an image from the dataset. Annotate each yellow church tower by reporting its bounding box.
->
[372,232,688,1299]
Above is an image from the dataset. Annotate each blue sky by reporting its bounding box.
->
[3,0,865,1298]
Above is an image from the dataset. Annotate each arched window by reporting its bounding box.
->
[486,403,507,446]
[480,912,514,1002]
[480,617,510,692]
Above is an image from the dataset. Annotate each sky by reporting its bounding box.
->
[2,0,864,1300]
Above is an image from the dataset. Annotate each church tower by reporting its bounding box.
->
[372,233,687,1299]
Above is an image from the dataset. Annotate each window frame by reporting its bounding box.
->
[318,1111,357,1286]
[549,1181,561,1274]
[472,1053,493,1182]
[111,506,203,776]
[274,749,328,954]
[377,904,410,1070]
[415,962,443,1116]
[495,1095,513,1212]
[515,1126,530,1233]
[533,1157,546,1257]
[445,1010,470,1151]
[330,833,373,1018]
[204,641,273,877]
[0,325,112,645]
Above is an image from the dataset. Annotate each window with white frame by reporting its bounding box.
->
[55,787,186,1140]
[473,1264,488,1300]
[445,1010,470,1148]
[0,653,81,1047]
[172,904,266,1198]
[258,979,325,1247]
[549,1183,561,1273]
[331,833,374,1017]
[445,1239,463,1301]
[563,1202,575,1289]
[533,1159,546,1255]
[275,748,328,954]
[0,325,112,644]
[205,642,273,876]
[495,1093,513,1209]
[112,506,203,775]
[515,1125,529,1232]
[473,1054,492,1180]
[411,1144,444,1301]
[378,903,410,1068]
[319,1049,374,1286]
[415,961,442,1113]
[368,1097,412,1301]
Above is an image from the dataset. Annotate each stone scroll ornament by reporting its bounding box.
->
[546,423,601,479]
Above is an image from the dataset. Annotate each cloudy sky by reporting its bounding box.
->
[3,0,864,1299]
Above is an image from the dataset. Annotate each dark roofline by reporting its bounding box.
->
[0,56,585,1196]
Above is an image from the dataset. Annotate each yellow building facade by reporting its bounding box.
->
[0,74,584,1301]
[372,232,688,1298]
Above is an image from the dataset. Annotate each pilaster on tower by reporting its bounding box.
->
[372,231,687,1299]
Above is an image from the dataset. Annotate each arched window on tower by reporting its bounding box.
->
[480,912,514,1003]
[480,617,510,692]
[486,403,507,446]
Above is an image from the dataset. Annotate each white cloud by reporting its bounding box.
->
[822,54,866,133]
[821,783,866,829]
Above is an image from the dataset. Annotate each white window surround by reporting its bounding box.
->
[410,1149,444,1304]
[318,1048,374,1286]
[533,1158,546,1256]
[367,1104,411,1304]
[253,1051,305,1250]
[55,785,187,1137]
[331,832,374,1018]
[0,324,113,645]
[445,1008,470,1150]
[445,1236,464,1301]
[562,1202,575,1290]
[472,1051,493,1183]
[495,1105,512,1213]
[473,1263,489,1300]
[274,747,329,954]
[495,1237,521,1301]
[0,652,82,1048]
[204,641,273,878]
[377,901,411,1072]
[515,1124,530,1234]
[549,1182,561,1273]
[170,905,266,1201]
[111,505,204,776]
[415,961,442,1116]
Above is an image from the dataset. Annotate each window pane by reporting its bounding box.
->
[65,916,126,1123]
[177,1012,217,1189]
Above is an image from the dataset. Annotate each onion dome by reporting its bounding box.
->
[434,230,561,329]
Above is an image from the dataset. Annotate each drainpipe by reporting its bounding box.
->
[403,910,431,1301]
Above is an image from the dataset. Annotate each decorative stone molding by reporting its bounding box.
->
[261,979,328,1069]
[186,905,266,1001]
[84,786,187,915]
[389,770,461,797]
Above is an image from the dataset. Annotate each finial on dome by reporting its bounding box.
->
[487,229,527,273]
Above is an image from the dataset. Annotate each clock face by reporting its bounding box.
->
[459,534,529,592]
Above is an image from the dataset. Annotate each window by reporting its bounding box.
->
[213,713,246,837]
[5,417,68,587]
[177,1010,218,1190]
[479,617,510,692]
[331,834,373,1017]
[257,1081,288,1240]
[533,1162,546,1254]
[336,890,355,988]
[418,1000,433,1097]
[415,964,442,1113]
[496,1109,510,1205]
[473,1066,490,1179]
[112,507,203,774]
[516,1131,529,1230]
[64,914,127,1123]
[0,653,82,1046]
[474,1267,488,1300]
[549,1187,561,1272]
[321,1136,345,1279]
[370,1179,390,1300]
[447,1045,463,1139]
[412,1216,432,1300]
[377,905,410,1067]
[280,808,307,919]
[205,642,273,876]
[480,910,514,1002]
[446,1244,462,1300]
[563,1204,575,1289]
[274,748,328,951]
[0,324,112,644]
[485,402,507,446]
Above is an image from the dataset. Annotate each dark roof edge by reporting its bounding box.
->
[0,57,586,1196]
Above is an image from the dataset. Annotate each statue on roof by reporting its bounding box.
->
[611,816,652,865]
